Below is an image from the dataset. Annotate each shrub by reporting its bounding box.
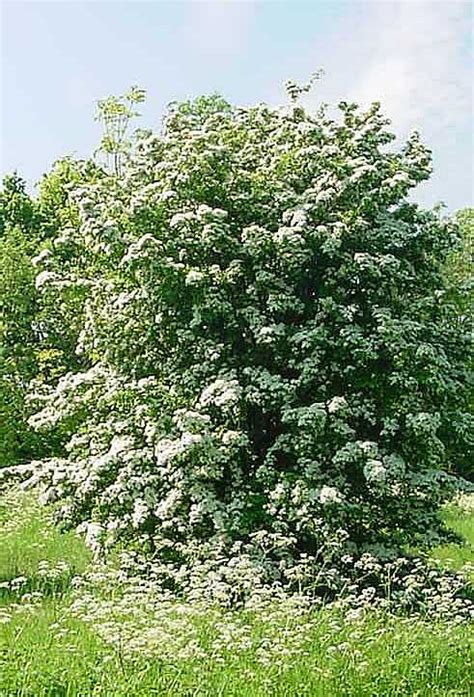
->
[16,83,472,601]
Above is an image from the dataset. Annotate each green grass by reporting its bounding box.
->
[1,603,471,696]
[0,488,91,602]
[430,503,474,579]
[0,489,472,697]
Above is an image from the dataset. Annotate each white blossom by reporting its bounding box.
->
[198,379,241,410]
[327,396,347,414]
[185,269,204,285]
[35,270,61,289]
[31,248,52,267]
[319,486,343,505]
[364,459,387,484]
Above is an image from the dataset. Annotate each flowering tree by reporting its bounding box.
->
[18,84,471,601]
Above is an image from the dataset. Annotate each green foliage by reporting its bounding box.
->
[0,173,38,239]
[446,207,473,316]
[2,604,471,696]
[0,487,91,589]
[431,495,474,577]
[0,226,38,465]
[33,158,104,382]
[37,156,102,239]
[0,174,45,466]
[0,226,36,375]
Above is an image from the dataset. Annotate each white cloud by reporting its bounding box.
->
[347,1,472,136]
[298,0,472,208]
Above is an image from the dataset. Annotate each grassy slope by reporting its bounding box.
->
[0,489,472,697]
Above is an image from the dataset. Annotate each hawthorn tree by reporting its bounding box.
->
[16,84,472,601]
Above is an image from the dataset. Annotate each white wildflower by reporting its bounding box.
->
[221,430,242,446]
[358,441,377,455]
[170,212,194,227]
[80,522,103,553]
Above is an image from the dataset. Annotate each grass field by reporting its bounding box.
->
[0,488,472,696]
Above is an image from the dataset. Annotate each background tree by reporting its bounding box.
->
[0,173,38,239]
[446,208,473,316]
[0,226,38,464]
[0,159,103,466]
[442,207,473,481]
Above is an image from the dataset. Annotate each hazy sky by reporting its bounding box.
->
[1,0,472,211]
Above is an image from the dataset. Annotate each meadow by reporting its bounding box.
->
[0,487,472,697]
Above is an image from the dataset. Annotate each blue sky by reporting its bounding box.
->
[1,1,472,211]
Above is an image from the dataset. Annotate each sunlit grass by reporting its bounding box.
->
[431,503,474,580]
[0,488,91,586]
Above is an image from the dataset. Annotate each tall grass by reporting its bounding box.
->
[0,488,472,696]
